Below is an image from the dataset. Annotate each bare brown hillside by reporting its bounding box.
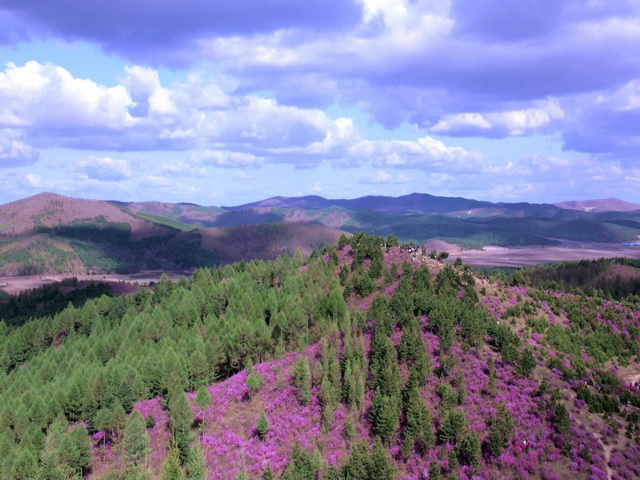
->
[555,197,640,212]
[0,193,172,240]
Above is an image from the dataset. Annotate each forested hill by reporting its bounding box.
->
[0,234,639,479]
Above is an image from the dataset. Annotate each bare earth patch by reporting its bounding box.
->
[451,242,640,268]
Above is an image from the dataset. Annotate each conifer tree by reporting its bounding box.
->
[11,446,38,480]
[246,371,262,398]
[343,441,369,480]
[402,386,435,458]
[368,438,396,480]
[124,410,150,468]
[459,431,481,467]
[38,432,67,480]
[292,357,311,405]
[342,360,357,408]
[186,444,207,480]
[169,389,194,463]
[370,388,399,444]
[518,347,536,377]
[428,461,441,480]
[320,374,337,427]
[160,446,185,480]
[110,402,128,442]
[256,410,269,440]
[68,425,92,477]
[488,402,514,457]
[439,410,467,445]
[189,347,210,390]
[281,443,318,480]
[194,386,211,438]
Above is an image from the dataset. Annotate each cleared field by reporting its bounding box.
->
[452,242,640,267]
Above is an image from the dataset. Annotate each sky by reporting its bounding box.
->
[0,0,639,206]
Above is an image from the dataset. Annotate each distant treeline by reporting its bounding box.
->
[507,257,640,300]
[0,279,112,327]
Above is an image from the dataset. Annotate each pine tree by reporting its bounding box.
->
[194,386,211,438]
[292,357,311,405]
[256,410,269,440]
[68,425,92,476]
[110,402,128,442]
[518,347,536,377]
[343,441,370,480]
[342,360,356,407]
[189,348,210,390]
[281,443,318,480]
[459,431,481,467]
[169,389,194,463]
[439,410,467,445]
[370,388,399,444]
[160,446,185,480]
[368,438,396,480]
[488,402,514,457]
[402,386,435,458]
[428,461,441,480]
[11,447,38,480]
[186,444,207,480]
[246,371,262,398]
[124,410,150,468]
[554,403,571,435]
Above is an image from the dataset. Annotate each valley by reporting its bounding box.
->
[451,242,640,268]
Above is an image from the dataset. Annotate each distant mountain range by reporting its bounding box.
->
[1,192,639,276]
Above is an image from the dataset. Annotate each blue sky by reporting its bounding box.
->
[0,0,639,206]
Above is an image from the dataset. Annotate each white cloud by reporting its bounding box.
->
[0,129,39,167]
[75,156,134,181]
[489,183,534,199]
[0,61,135,129]
[360,170,410,184]
[349,136,481,170]
[195,150,265,168]
[431,101,565,137]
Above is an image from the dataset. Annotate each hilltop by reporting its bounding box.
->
[0,234,638,480]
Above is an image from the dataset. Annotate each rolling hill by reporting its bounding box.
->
[2,192,640,277]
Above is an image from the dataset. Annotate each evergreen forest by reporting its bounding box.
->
[1,233,639,479]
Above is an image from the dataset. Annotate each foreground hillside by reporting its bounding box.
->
[0,234,639,480]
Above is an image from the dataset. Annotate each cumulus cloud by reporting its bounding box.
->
[0,129,40,167]
[360,170,410,184]
[0,61,135,130]
[349,136,481,170]
[431,101,565,137]
[75,156,134,181]
[194,150,265,168]
[2,0,640,161]
[0,62,348,159]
